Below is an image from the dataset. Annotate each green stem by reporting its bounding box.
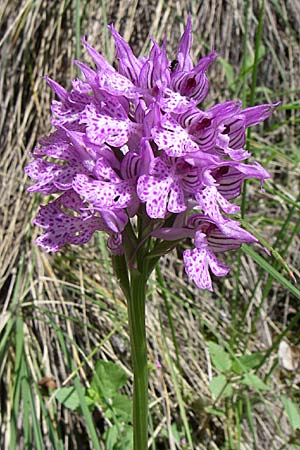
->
[128,268,148,450]
[113,229,150,449]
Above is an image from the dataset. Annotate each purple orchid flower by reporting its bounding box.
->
[26,17,278,290]
[33,190,126,253]
[152,214,256,290]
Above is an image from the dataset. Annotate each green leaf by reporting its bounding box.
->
[232,352,264,375]
[240,373,270,391]
[104,424,119,450]
[209,375,233,399]
[208,341,232,373]
[103,424,133,450]
[281,395,300,431]
[107,393,132,422]
[55,387,80,411]
[121,425,134,450]
[91,360,128,398]
[87,387,101,404]
[55,386,94,411]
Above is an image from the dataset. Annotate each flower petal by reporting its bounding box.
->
[34,191,107,252]
[137,174,172,219]
[26,159,75,193]
[183,232,230,290]
[159,88,193,113]
[73,174,134,209]
[109,24,142,84]
[183,247,213,291]
[81,104,137,147]
[97,70,136,98]
[154,115,199,157]
[212,162,270,199]
[168,181,186,213]
[195,186,240,222]
[176,14,193,71]
[242,102,280,127]
[81,37,115,71]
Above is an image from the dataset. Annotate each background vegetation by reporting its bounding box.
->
[1,1,300,449]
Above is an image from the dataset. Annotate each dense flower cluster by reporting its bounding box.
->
[26,17,278,290]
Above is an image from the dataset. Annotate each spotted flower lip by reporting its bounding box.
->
[26,17,279,290]
[33,190,126,253]
[183,240,230,291]
[137,157,188,219]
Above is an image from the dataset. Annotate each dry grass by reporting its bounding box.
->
[1,1,300,449]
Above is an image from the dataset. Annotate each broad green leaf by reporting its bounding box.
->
[240,373,270,391]
[55,386,94,411]
[104,424,119,450]
[87,387,101,404]
[55,387,80,411]
[281,395,300,431]
[209,375,233,399]
[120,425,133,450]
[232,352,264,375]
[107,393,132,422]
[103,424,133,450]
[208,341,232,373]
[91,360,128,397]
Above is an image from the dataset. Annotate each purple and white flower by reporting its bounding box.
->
[26,16,278,290]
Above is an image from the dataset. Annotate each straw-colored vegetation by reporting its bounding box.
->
[1,1,300,449]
